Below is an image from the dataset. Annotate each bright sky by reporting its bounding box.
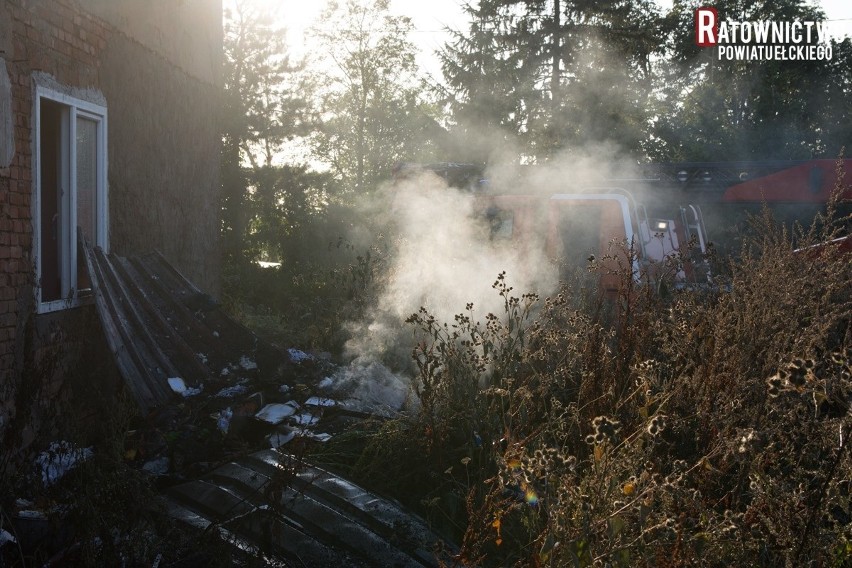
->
[261,0,465,80]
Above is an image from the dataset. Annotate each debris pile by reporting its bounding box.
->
[43,243,454,565]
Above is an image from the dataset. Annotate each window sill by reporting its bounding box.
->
[37,294,95,314]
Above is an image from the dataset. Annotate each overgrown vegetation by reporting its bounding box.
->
[7,0,852,565]
[223,226,388,353]
[221,0,852,286]
[306,183,851,566]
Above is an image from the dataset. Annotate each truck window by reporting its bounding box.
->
[555,203,603,280]
[486,207,514,240]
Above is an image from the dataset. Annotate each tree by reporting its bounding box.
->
[309,0,441,194]
[437,1,537,161]
[648,0,851,161]
[222,0,321,263]
[440,0,665,161]
[244,164,334,264]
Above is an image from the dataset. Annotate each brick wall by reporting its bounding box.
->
[0,0,221,457]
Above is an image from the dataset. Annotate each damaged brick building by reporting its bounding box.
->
[0,0,222,456]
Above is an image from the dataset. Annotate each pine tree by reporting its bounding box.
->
[222,0,319,263]
[441,0,664,161]
[649,0,850,161]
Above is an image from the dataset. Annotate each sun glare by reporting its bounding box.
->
[225,0,466,75]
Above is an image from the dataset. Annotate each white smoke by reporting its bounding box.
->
[342,170,560,371]
[322,359,412,416]
[330,145,642,410]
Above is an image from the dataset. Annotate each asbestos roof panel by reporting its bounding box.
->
[82,242,290,412]
[81,240,456,566]
[163,450,451,568]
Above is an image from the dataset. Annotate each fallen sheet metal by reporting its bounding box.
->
[162,449,454,567]
[82,243,294,411]
[82,241,458,565]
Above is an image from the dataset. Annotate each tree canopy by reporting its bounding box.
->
[440,0,851,163]
[221,0,852,264]
[309,0,442,194]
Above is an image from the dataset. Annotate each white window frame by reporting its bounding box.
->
[33,86,108,313]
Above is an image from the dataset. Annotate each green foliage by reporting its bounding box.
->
[222,1,312,167]
[439,0,852,162]
[310,0,442,194]
[440,0,665,160]
[223,227,389,353]
[242,164,334,262]
[649,0,852,161]
[222,0,318,263]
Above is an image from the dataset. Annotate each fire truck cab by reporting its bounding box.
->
[480,191,709,293]
[394,163,712,293]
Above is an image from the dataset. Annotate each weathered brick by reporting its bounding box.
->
[2,0,221,460]
[0,283,15,299]
[13,38,27,59]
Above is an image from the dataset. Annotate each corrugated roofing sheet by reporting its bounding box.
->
[81,242,456,566]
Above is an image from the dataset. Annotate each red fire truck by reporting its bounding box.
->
[393,159,850,292]
[393,162,714,293]
[645,159,851,255]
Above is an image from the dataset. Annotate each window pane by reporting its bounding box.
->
[76,116,98,292]
[76,116,97,243]
[556,203,602,279]
[39,99,63,301]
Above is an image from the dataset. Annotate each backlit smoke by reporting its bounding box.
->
[342,170,556,373]
[336,143,643,405]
